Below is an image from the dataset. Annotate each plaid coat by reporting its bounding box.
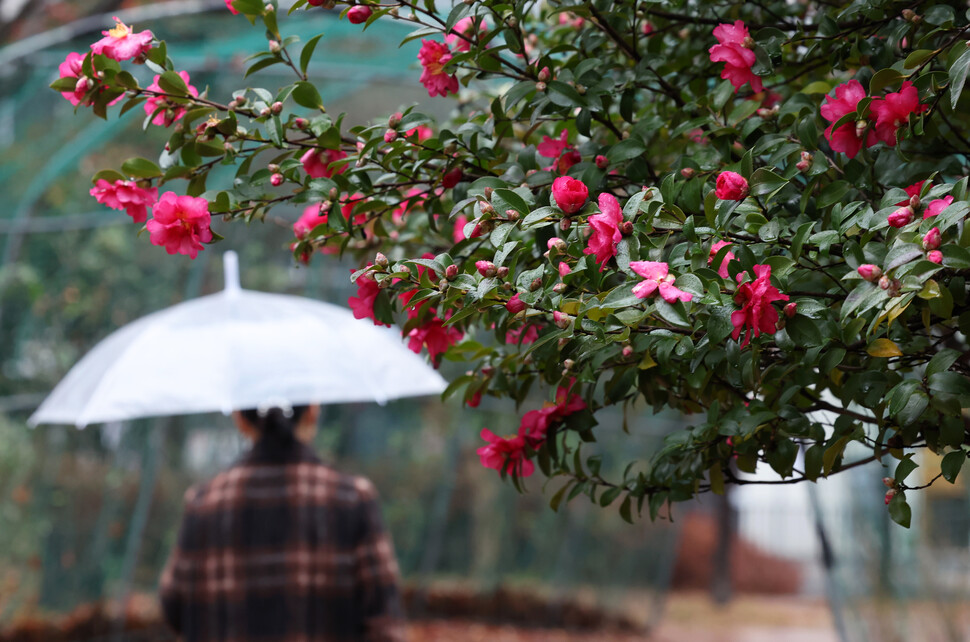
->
[160,442,406,642]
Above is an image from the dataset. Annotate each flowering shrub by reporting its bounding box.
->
[53,0,970,526]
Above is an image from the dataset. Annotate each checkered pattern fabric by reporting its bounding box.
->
[160,442,406,642]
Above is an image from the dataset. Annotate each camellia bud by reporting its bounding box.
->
[547,237,567,253]
[483,186,494,199]
[595,155,609,170]
[269,40,281,53]
[795,160,810,172]
[560,217,571,231]
[260,107,271,118]
[347,4,373,24]
[854,120,867,139]
[537,66,551,82]
[620,221,634,236]
[553,311,573,329]
[800,151,812,162]
[928,250,943,264]
[680,167,695,179]
[438,279,448,292]
[496,266,509,278]
[445,264,459,280]
[265,3,274,11]
[271,101,283,115]
[552,282,567,294]
[784,302,797,318]
[536,81,547,92]
[887,206,914,228]
[884,488,897,505]
[922,226,941,251]
[563,359,575,370]
[384,128,398,143]
[479,201,495,216]
[901,9,919,23]
[270,172,284,186]
[268,163,280,173]
[857,264,882,282]
[557,337,569,349]
[375,252,389,268]
[742,36,755,49]
[377,277,391,289]
[387,112,402,128]
[294,117,308,129]
[878,275,891,290]
[476,260,497,278]
[506,293,526,314]
[883,477,895,489]
[505,209,519,222]
[622,345,634,359]
[530,277,543,291]
[481,366,495,378]
[909,194,921,210]
[888,278,902,297]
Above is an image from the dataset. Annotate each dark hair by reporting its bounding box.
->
[240,404,310,448]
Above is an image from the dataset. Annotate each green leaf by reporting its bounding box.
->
[949,47,970,109]
[942,450,966,483]
[749,168,788,197]
[157,70,189,95]
[894,455,917,482]
[607,138,647,164]
[869,68,904,94]
[888,492,911,528]
[121,157,162,178]
[300,34,324,75]
[292,81,324,110]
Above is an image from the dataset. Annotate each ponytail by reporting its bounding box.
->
[241,403,310,449]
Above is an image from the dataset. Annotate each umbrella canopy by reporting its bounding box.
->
[29,252,447,427]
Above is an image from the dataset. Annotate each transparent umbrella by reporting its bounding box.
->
[29,251,447,427]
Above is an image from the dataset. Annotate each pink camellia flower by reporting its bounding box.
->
[58,52,90,106]
[418,40,459,98]
[392,188,425,224]
[558,262,571,278]
[820,80,876,158]
[538,130,581,174]
[887,206,914,228]
[583,193,623,270]
[146,192,213,259]
[927,250,943,264]
[144,71,198,127]
[446,16,486,52]
[506,324,539,346]
[301,148,347,179]
[407,313,463,367]
[731,264,789,348]
[923,227,941,251]
[870,81,926,147]
[89,179,158,223]
[225,0,239,14]
[857,264,882,282]
[552,176,588,214]
[405,124,433,141]
[630,261,693,303]
[715,171,749,201]
[538,129,570,159]
[896,180,926,206]
[924,195,954,219]
[453,214,469,242]
[442,167,463,188]
[519,382,587,446]
[708,21,762,93]
[90,17,153,62]
[293,204,328,239]
[784,302,798,318]
[348,272,389,326]
[708,240,737,279]
[506,293,526,314]
[477,428,534,477]
[347,5,372,24]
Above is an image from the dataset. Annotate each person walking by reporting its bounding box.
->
[160,403,406,641]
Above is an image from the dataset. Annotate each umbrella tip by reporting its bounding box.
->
[223,251,241,293]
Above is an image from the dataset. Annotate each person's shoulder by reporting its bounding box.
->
[180,465,247,510]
